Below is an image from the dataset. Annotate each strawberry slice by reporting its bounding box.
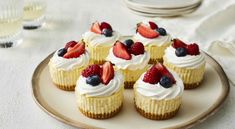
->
[65,41,77,49]
[186,43,200,55]
[113,41,131,60]
[101,62,114,85]
[149,21,158,30]
[155,63,176,84]
[137,24,159,39]
[172,39,187,49]
[90,22,102,34]
[143,66,161,84]
[63,42,85,58]
[100,22,112,31]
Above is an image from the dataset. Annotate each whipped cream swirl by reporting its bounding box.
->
[164,46,206,68]
[134,71,184,100]
[106,48,150,70]
[82,31,120,47]
[75,71,124,97]
[50,49,90,71]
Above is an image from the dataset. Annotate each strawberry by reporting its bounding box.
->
[63,42,85,58]
[101,62,114,85]
[130,42,144,55]
[186,43,200,55]
[143,66,161,84]
[90,22,102,34]
[149,21,158,30]
[82,64,101,77]
[155,63,176,83]
[65,41,77,49]
[137,24,159,39]
[100,22,112,31]
[172,39,187,49]
[113,41,131,60]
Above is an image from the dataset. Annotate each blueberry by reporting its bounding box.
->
[175,47,187,57]
[58,48,67,57]
[124,39,134,48]
[102,29,113,37]
[86,75,101,86]
[157,28,167,36]
[160,76,172,88]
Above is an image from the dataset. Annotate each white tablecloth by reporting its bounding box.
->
[0,0,234,129]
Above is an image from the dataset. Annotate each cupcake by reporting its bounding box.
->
[75,62,124,119]
[134,63,184,120]
[133,20,172,63]
[82,21,120,64]
[49,40,90,91]
[106,40,150,89]
[163,39,206,89]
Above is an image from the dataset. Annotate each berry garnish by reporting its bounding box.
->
[137,23,159,39]
[65,41,77,49]
[124,39,134,48]
[149,21,158,29]
[160,76,173,88]
[155,63,176,84]
[102,28,113,37]
[143,66,161,84]
[100,22,112,31]
[186,43,200,55]
[175,47,187,57]
[90,22,102,34]
[157,28,167,36]
[58,48,67,57]
[113,41,131,60]
[82,64,101,77]
[130,42,144,55]
[101,62,114,85]
[172,39,187,49]
[63,42,85,59]
[86,75,101,86]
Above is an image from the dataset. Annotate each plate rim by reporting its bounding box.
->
[31,43,230,129]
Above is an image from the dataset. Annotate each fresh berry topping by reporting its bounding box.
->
[86,75,101,86]
[172,39,187,49]
[130,42,144,55]
[90,22,102,34]
[155,63,176,84]
[101,62,114,85]
[58,48,67,57]
[65,41,77,49]
[63,42,85,59]
[157,28,167,36]
[175,47,187,57]
[149,21,158,30]
[143,66,161,84]
[124,39,134,48]
[160,76,173,88]
[100,22,112,31]
[82,64,101,77]
[113,41,131,60]
[186,43,200,55]
[137,24,159,39]
[102,28,113,37]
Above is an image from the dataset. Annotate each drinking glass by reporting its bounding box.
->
[0,0,23,48]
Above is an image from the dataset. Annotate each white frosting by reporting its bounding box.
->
[82,31,120,47]
[75,71,124,97]
[134,71,184,100]
[50,49,90,71]
[106,48,150,70]
[164,46,206,68]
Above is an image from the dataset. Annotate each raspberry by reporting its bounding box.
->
[81,64,101,77]
[130,42,144,55]
[143,66,161,84]
[186,43,200,55]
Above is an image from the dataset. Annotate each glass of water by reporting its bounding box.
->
[0,0,23,48]
[23,0,46,29]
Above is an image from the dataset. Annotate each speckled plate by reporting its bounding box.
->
[31,37,229,129]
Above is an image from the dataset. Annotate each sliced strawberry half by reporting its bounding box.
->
[100,22,112,31]
[137,24,159,39]
[90,22,102,34]
[63,42,85,58]
[101,62,114,85]
[130,42,144,55]
[149,21,158,30]
[186,43,200,55]
[65,41,77,49]
[113,41,131,60]
[172,39,187,49]
[143,66,161,84]
[82,64,101,77]
[155,63,176,84]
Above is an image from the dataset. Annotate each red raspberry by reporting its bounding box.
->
[130,42,145,55]
[143,66,161,84]
[186,43,200,55]
[81,64,101,77]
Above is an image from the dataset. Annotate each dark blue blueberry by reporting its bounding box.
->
[58,48,67,57]
[175,47,187,57]
[86,75,101,86]
[124,39,134,48]
[157,27,167,36]
[102,29,113,37]
[160,76,172,88]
